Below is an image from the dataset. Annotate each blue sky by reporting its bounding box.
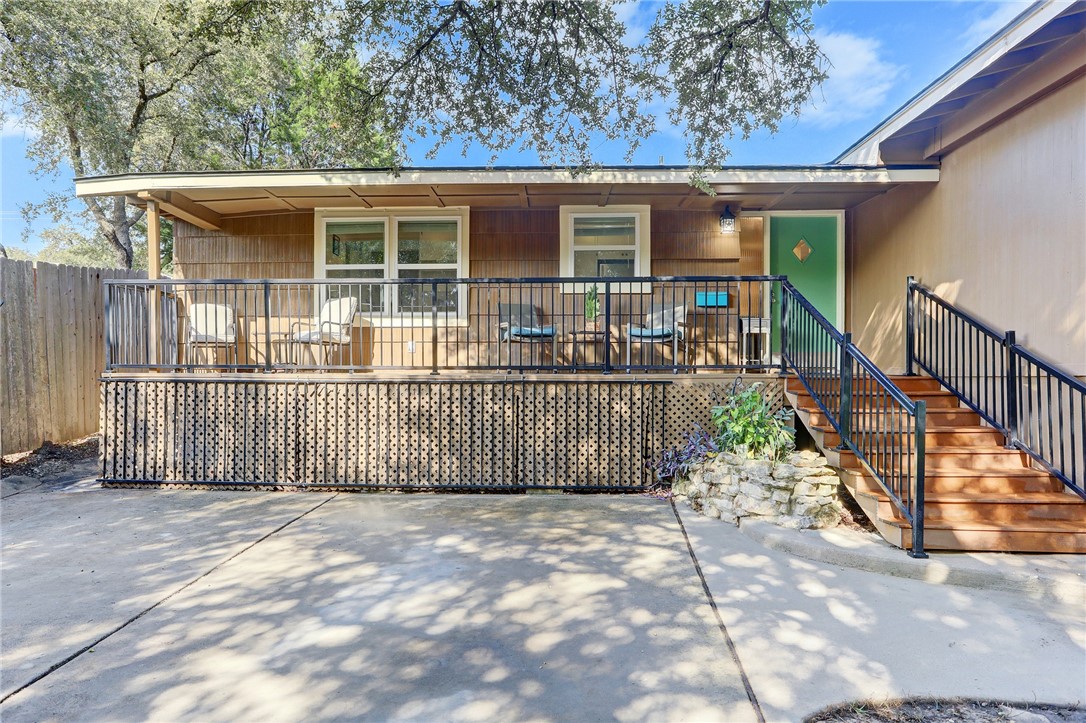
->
[1,0,1031,254]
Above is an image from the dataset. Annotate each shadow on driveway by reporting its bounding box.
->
[1,492,756,722]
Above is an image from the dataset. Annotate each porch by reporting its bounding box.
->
[103,275,784,375]
[100,274,790,491]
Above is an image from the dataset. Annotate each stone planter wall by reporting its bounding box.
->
[672,450,843,529]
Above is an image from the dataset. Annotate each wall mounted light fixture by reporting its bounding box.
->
[719,206,740,234]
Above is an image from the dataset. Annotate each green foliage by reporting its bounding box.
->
[584,284,600,322]
[36,224,123,268]
[647,0,827,172]
[340,0,827,168]
[0,0,392,267]
[200,44,397,169]
[710,380,795,461]
[2,0,829,266]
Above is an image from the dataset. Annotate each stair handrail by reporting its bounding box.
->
[907,277,1085,499]
[783,280,927,557]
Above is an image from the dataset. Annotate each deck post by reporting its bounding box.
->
[909,400,928,558]
[430,280,439,375]
[146,200,161,368]
[1004,330,1019,448]
[905,275,916,375]
[602,280,612,374]
[263,280,272,372]
[779,280,789,375]
[837,332,853,449]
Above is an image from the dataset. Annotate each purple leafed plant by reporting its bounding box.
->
[648,425,719,483]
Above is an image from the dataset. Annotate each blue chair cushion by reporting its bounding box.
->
[630,326,674,339]
[509,325,555,338]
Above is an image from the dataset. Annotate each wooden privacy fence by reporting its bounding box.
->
[1,259,145,455]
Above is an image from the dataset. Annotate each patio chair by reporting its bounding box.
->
[498,302,558,369]
[289,296,358,366]
[185,303,237,366]
[625,303,687,371]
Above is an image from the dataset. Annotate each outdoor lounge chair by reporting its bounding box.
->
[185,302,237,366]
[498,302,558,369]
[289,296,358,366]
[625,303,687,371]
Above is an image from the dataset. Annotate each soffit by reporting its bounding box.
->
[80,166,940,224]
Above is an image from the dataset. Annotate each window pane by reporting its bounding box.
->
[397,267,459,312]
[572,216,636,247]
[326,222,385,265]
[574,250,635,278]
[326,269,384,312]
[397,221,458,265]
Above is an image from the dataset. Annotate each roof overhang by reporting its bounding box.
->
[837,1,1086,164]
[75,165,939,227]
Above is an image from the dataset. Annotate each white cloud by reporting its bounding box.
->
[613,0,658,44]
[800,31,903,129]
[961,2,1031,50]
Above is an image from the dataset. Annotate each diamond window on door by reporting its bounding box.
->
[793,238,813,263]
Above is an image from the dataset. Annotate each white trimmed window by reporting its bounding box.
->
[316,211,467,317]
[559,205,651,283]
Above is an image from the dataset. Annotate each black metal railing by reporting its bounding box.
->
[783,280,927,557]
[104,276,785,374]
[907,277,1085,499]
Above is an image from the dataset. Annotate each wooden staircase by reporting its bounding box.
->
[785,375,1086,553]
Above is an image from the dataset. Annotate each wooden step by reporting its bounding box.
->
[793,389,964,409]
[786,376,944,394]
[885,519,1086,553]
[845,468,1064,495]
[797,405,982,428]
[860,489,1086,524]
[819,426,1005,449]
[836,446,1032,472]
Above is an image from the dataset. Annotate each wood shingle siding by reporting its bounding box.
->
[174,212,314,280]
[173,207,765,283]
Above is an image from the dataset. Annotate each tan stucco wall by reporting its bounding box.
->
[849,74,1086,375]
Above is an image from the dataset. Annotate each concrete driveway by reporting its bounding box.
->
[2,468,1083,722]
[1,478,754,722]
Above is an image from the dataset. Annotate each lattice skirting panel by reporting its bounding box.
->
[100,375,782,490]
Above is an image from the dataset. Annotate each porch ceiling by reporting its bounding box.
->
[75,166,940,228]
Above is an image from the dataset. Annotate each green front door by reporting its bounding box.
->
[769,215,840,350]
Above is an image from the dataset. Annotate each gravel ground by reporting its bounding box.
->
[808,699,1086,722]
[1,436,98,479]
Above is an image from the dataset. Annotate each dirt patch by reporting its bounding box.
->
[1,436,99,479]
[808,699,1086,722]
[836,481,878,533]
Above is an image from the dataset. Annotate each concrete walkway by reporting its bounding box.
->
[2,470,1083,722]
[676,508,1086,721]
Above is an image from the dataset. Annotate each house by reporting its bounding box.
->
[76,1,1085,554]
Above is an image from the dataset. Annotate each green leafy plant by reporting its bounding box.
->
[710,379,795,460]
[584,284,600,323]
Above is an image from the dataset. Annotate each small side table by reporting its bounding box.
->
[741,317,771,367]
[569,328,607,369]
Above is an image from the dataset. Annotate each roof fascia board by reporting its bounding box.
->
[834,1,1066,165]
[921,30,1086,159]
[75,167,939,197]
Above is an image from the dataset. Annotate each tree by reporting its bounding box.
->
[342,0,827,174]
[2,0,826,268]
[35,223,126,269]
[200,45,398,170]
[0,0,392,268]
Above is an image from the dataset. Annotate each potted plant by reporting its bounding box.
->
[584,284,600,330]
